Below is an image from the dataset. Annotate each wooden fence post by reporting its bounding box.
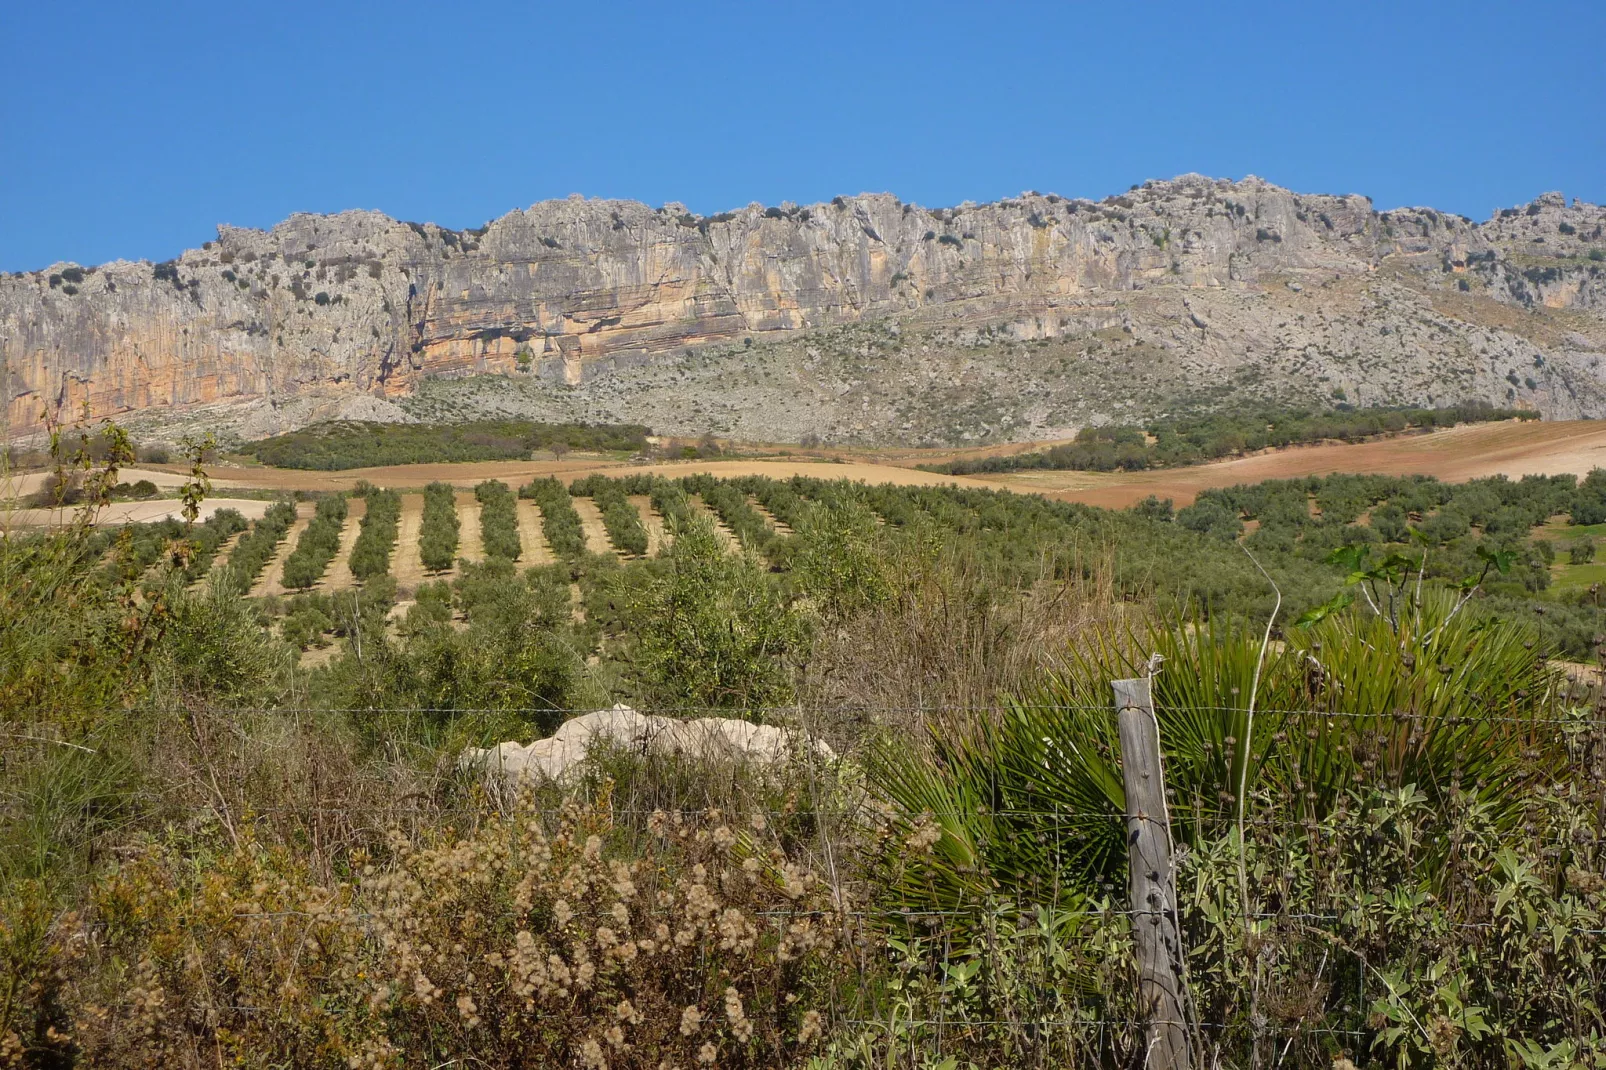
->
[1112,676,1192,1070]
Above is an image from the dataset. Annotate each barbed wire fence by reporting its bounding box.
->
[5,691,1605,1066]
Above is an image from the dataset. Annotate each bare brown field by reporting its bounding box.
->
[391,493,429,590]
[252,503,313,598]
[632,495,668,556]
[992,419,1606,508]
[571,497,615,558]
[516,499,554,565]
[318,499,367,591]
[4,497,274,529]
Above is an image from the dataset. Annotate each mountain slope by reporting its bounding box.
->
[4,175,1604,445]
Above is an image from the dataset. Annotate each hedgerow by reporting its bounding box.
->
[241,418,651,470]
[924,402,1539,475]
[681,475,773,551]
[348,487,402,581]
[220,500,297,593]
[648,478,695,528]
[519,476,586,558]
[418,482,460,572]
[279,496,349,589]
[475,480,522,561]
[573,476,649,557]
[180,509,250,583]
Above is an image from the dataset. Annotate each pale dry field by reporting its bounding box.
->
[130,421,1606,513]
[516,499,555,565]
[570,497,616,558]
[1,466,193,500]
[4,497,275,529]
[251,504,313,598]
[990,419,1606,508]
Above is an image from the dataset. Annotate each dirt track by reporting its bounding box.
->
[571,497,615,557]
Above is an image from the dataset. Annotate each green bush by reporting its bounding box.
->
[518,477,586,558]
[924,403,1538,475]
[418,482,460,572]
[242,419,650,470]
[474,480,520,561]
[572,476,648,556]
[627,515,806,712]
[1568,538,1596,565]
[347,488,401,581]
[649,478,695,528]
[221,500,298,594]
[682,474,773,551]
[279,496,349,589]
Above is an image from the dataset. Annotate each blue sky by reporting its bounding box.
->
[3,0,1602,272]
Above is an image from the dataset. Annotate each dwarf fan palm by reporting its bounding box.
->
[871,591,1560,911]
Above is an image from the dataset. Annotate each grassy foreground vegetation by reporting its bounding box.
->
[925,403,1537,475]
[3,427,1605,1069]
[242,418,651,469]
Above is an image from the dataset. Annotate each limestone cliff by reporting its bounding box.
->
[4,176,1605,444]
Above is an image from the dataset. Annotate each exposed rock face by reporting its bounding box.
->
[458,705,835,787]
[4,176,1605,443]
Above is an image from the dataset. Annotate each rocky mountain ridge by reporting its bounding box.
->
[4,175,1604,445]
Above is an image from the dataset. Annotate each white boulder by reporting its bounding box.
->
[459,704,835,787]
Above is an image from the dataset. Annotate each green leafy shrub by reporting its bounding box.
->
[474,480,521,561]
[347,488,401,581]
[242,419,650,470]
[519,477,586,558]
[220,500,297,594]
[418,482,460,572]
[626,515,805,712]
[648,478,695,528]
[279,496,349,589]
[573,476,648,557]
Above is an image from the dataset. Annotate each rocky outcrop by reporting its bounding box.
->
[458,705,835,787]
[4,175,1605,443]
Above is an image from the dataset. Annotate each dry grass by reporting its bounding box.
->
[800,547,1133,742]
